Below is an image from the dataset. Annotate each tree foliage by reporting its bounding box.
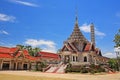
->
[16,44,41,56]
[113,29,120,47]
[108,59,119,71]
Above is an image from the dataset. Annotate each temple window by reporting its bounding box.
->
[84,56,87,62]
[76,56,78,62]
[73,56,75,62]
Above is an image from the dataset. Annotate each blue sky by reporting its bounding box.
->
[0,0,120,58]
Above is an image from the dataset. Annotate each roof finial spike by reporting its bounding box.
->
[75,6,78,24]
[75,16,78,24]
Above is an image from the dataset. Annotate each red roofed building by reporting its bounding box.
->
[36,51,60,64]
[58,16,109,65]
[0,46,39,70]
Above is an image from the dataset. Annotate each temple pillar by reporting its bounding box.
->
[10,60,13,70]
[27,63,29,70]
[70,55,72,62]
[22,62,24,70]
[74,56,76,62]
[0,60,3,70]
[9,60,12,70]
[15,62,18,70]
[94,58,97,65]
[71,55,73,62]
[61,55,64,62]
[72,56,75,62]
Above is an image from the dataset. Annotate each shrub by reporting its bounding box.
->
[35,62,47,71]
[80,68,89,73]
[65,64,106,73]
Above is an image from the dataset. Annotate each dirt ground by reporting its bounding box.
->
[0,71,120,80]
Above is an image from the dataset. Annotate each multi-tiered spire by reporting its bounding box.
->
[67,16,87,42]
[90,23,95,47]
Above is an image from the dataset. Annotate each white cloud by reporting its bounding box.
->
[103,52,116,58]
[95,30,106,36]
[25,39,57,53]
[10,0,39,7]
[0,30,9,35]
[79,23,106,36]
[0,13,16,22]
[79,24,91,33]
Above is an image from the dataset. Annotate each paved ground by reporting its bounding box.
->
[0,71,120,80]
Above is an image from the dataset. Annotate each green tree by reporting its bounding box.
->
[16,44,25,50]
[32,47,42,56]
[25,46,41,56]
[113,29,120,47]
[108,59,118,71]
[16,45,41,56]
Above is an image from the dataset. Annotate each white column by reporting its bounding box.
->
[75,56,77,62]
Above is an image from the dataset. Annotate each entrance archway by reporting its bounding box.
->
[84,56,87,62]
[2,63,9,70]
[64,55,70,63]
[23,64,27,70]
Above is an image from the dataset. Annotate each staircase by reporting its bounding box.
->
[105,67,115,73]
[55,64,67,73]
[45,66,57,73]
[45,62,67,73]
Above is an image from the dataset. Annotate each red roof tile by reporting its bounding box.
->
[23,50,30,56]
[38,51,60,60]
[15,50,38,60]
[15,51,22,57]
[10,47,19,53]
[25,55,39,60]
[0,53,13,58]
[84,43,91,51]
[0,46,38,61]
[0,47,18,54]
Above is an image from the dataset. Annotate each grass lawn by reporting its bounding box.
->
[0,74,69,80]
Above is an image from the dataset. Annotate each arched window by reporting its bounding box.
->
[84,56,87,62]
[76,56,78,62]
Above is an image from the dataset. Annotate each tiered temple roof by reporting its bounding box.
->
[61,16,104,57]
[67,17,88,43]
